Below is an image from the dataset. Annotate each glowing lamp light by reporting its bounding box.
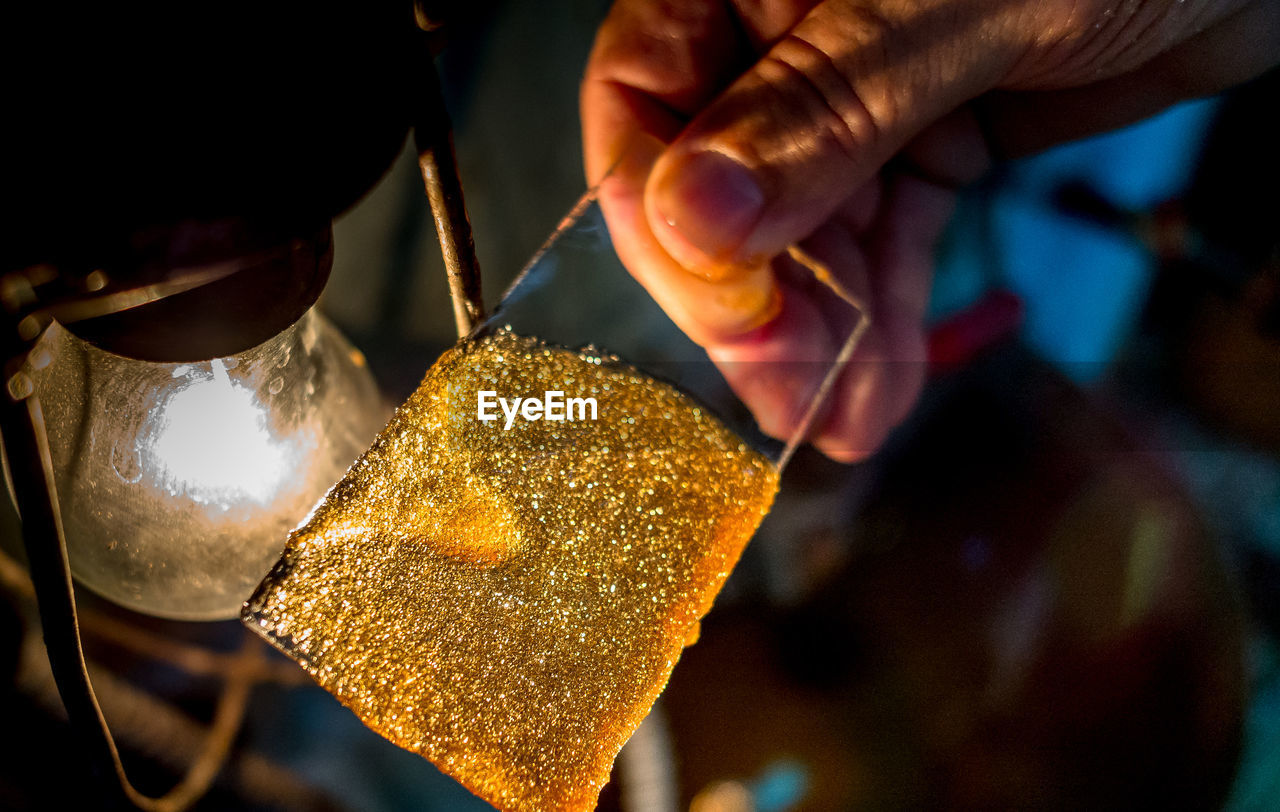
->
[15,308,386,620]
[148,360,295,506]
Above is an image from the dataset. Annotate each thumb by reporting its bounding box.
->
[645,0,1018,278]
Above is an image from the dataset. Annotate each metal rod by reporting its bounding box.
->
[414,51,485,339]
[0,370,133,809]
[0,330,253,812]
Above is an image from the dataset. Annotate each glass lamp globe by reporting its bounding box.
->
[16,307,386,620]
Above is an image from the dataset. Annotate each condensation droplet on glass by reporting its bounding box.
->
[29,346,53,370]
[277,346,292,369]
[301,318,320,352]
[111,439,144,484]
[269,377,284,396]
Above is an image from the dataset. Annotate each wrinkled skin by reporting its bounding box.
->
[582,0,1279,461]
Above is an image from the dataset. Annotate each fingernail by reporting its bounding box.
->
[652,150,765,272]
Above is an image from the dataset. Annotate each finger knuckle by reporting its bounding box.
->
[775,38,878,163]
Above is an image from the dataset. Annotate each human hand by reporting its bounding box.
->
[581,0,1279,461]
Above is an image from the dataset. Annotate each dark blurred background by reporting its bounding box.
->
[2,1,1278,810]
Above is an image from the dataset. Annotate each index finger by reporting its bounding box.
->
[581,0,820,183]
[580,0,825,345]
[581,0,742,183]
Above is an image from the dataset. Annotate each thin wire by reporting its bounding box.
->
[140,640,262,812]
[0,239,333,811]
[3,241,312,345]
[1,387,259,812]
[777,244,872,470]
[491,184,604,328]
[36,263,242,326]
[1,551,307,685]
[488,182,870,470]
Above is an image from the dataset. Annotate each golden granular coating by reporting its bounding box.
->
[243,329,778,812]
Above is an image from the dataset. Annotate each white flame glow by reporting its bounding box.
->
[145,359,294,507]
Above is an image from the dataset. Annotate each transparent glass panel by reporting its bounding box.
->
[244,189,864,811]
